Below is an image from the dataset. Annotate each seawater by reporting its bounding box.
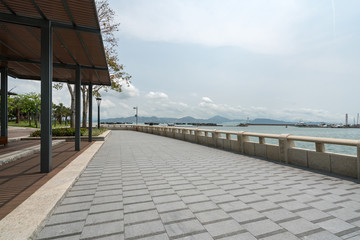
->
[187,125,360,156]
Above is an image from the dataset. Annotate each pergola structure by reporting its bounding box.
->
[0,0,111,172]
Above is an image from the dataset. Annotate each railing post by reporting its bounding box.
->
[212,130,218,147]
[236,131,245,153]
[357,141,360,179]
[279,134,293,164]
[315,142,325,152]
[259,137,265,144]
[226,133,231,140]
[195,128,199,143]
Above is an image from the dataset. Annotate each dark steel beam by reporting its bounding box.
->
[0,13,100,34]
[75,65,81,151]
[1,68,8,138]
[30,0,48,20]
[88,83,93,142]
[40,20,53,173]
[0,56,108,71]
[0,0,16,15]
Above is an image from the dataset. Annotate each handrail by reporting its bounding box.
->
[146,126,360,146]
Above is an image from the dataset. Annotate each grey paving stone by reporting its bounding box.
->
[165,219,205,238]
[125,209,160,225]
[152,194,181,204]
[37,221,85,239]
[230,209,265,224]
[123,194,152,205]
[316,218,356,234]
[220,232,257,240]
[125,220,165,239]
[61,195,94,205]
[123,189,150,197]
[160,209,195,224]
[176,189,202,197]
[260,231,299,240]
[209,194,237,204]
[248,200,279,212]
[218,201,249,213]
[308,200,340,211]
[80,220,123,239]
[53,202,92,214]
[93,195,123,205]
[195,209,230,224]
[243,219,283,237]
[278,200,310,212]
[280,218,320,235]
[47,211,88,226]
[67,189,97,197]
[175,232,213,240]
[135,233,169,240]
[89,201,123,214]
[296,208,331,222]
[187,201,219,213]
[300,230,342,240]
[94,189,123,197]
[85,210,123,225]
[156,201,187,213]
[124,201,156,213]
[262,208,298,222]
[204,219,244,238]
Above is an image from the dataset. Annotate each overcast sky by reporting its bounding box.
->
[9,0,360,123]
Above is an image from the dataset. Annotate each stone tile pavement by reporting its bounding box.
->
[36,131,360,240]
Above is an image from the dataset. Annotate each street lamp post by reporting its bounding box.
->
[96,97,102,129]
[133,106,138,125]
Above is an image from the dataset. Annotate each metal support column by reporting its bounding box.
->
[75,65,81,151]
[40,20,53,173]
[1,68,8,138]
[88,83,93,142]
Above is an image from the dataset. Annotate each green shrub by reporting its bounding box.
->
[31,128,86,137]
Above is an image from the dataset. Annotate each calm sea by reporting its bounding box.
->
[187,125,360,156]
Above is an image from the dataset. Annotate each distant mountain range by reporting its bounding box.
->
[102,115,299,125]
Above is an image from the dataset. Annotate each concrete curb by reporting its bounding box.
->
[0,140,65,166]
[0,140,105,240]
[8,135,31,143]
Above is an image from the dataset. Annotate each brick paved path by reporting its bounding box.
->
[36,131,360,240]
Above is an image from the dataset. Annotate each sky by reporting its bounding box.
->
[8,0,360,123]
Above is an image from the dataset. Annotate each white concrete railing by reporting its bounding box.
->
[104,124,360,179]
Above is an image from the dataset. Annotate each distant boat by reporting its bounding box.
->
[145,122,159,126]
[295,121,307,127]
[237,123,248,127]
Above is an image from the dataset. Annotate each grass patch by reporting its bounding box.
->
[30,127,107,137]
[8,120,70,129]
[83,127,107,136]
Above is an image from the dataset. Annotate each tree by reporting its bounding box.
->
[19,93,40,126]
[54,0,131,128]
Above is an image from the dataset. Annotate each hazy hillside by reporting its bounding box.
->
[103,116,298,125]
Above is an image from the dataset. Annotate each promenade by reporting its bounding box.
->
[36,131,360,240]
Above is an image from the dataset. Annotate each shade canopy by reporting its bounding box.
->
[0,0,111,85]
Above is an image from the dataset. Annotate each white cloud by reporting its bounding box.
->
[117,0,312,54]
[201,97,213,103]
[146,91,169,99]
[117,79,140,99]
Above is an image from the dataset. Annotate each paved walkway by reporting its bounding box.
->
[36,131,360,240]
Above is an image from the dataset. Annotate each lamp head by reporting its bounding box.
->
[96,97,102,106]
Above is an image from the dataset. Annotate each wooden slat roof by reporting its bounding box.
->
[0,0,111,85]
